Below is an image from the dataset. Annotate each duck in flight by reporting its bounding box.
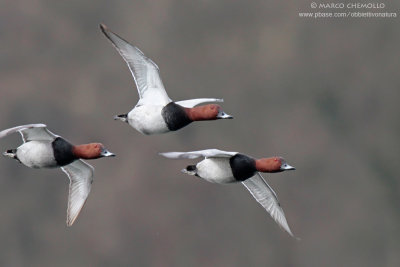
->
[0,124,115,226]
[100,24,233,135]
[160,149,297,237]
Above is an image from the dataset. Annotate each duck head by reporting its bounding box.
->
[255,157,295,173]
[186,104,233,121]
[73,143,115,160]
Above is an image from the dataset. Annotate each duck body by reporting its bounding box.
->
[195,158,234,183]
[192,154,257,184]
[16,137,75,168]
[128,102,194,134]
[16,140,58,168]
[128,104,169,135]
[100,24,232,135]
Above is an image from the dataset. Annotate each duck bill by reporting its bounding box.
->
[101,149,116,157]
[283,164,295,170]
[216,111,233,119]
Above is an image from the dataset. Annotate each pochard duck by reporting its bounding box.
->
[0,124,115,226]
[100,24,233,135]
[160,149,296,237]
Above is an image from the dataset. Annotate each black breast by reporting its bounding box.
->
[52,137,77,166]
[161,102,192,131]
[229,154,257,181]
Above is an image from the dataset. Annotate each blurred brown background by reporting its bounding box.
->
[1,0,399,266]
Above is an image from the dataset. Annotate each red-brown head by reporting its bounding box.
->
[255,157,295,173]
[73,143,115,160]
[186,104,233,121]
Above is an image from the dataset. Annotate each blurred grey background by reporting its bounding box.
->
[1,0,399,266]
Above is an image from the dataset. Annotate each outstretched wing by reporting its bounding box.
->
[175,98,224,108]
[100,24,172,106]
[242,173,296,237]
[61,160,94,227]
[160,149,238,159]
[0,124,58,143]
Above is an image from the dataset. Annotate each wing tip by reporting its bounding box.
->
[278,219,298,239]
[24,123,47,128]
[99,23,107,32]
[285,228,297,239]
[159,152,172,158]
[0,123,48,139]
[66,200,87,227]
[66,216,75,227]
[99,23,114,42]
[20,123,47,130]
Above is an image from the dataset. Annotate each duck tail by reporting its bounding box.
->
[181,165,197,176]
[3,149,18,160]
[114,114,128,122]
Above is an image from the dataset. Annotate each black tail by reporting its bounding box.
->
[3,149,19,161]
[114,114,128,122]
[186,165,196,171]
[181,165,198,176]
